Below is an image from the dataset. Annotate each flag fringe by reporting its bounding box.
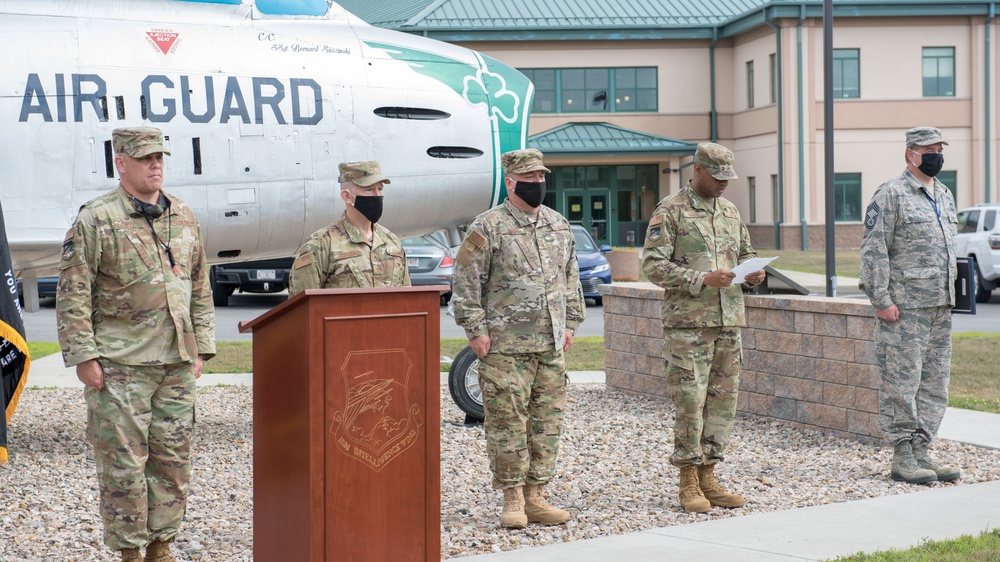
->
[0,319,30,424]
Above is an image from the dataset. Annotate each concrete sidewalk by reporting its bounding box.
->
[25,354,1000,561]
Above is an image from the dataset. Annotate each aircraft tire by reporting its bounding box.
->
[448,346,484,421]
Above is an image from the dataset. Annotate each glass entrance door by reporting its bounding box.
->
[564,190,610,245]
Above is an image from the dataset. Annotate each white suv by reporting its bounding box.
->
[956,203,1000,302]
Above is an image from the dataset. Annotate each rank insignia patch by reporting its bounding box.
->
[864,201,880,230]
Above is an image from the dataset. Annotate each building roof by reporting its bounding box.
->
[339,0,767,39]
[527,122,696,157]
[338,0,1000,41]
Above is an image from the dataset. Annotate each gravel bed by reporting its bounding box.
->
[3,385,999,561]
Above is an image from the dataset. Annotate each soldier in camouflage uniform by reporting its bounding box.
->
[860,126,960,485]
[641,143,765,514]
[452,148,585,529]
[56,127,215,562]
[289,160,409,293]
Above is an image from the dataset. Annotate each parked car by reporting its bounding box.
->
[401,231,457,304]
[210,257,294,307]
[572,225,612,306]
[956,203,1000,302]
[16,276,58,305]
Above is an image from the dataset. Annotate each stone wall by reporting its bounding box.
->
[601,283,882,443]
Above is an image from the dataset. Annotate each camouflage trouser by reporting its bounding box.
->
[478,349,567,489]
[84,359,196,551]
[875,305,952,446]
[663,327,741,467]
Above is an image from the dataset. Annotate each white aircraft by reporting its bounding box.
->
[1,0,534,306]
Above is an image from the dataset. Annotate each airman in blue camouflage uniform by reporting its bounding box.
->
[57,127,215,562]
[289,161,410,293]
[860,126,961,485]
[641,143,765,513]
[452,148,585,529]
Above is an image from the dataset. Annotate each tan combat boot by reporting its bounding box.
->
[678,465,711,513]
[120,548,142,562]
[500,486,527,529]
[697,463,745,508]
[912,441,961,482]
[144,540,176,562]
[891,441,937,484]
[523,484,571,525]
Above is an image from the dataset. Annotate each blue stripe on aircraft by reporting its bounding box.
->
[178,0,329,15]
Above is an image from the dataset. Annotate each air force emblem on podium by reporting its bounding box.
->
[330,349,423,472]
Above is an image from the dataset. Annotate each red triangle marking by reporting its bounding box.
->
[146,31,179,55]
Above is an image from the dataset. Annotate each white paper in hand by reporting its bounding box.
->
[730,257,777,284]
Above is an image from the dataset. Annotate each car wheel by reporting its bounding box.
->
[210,267,229,307]
[975,262,993,303]
[448,346,484,421]
[594,296,603,306]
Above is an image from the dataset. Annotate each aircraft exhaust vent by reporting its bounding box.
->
[192,138,202,175]
[103,141,115,178]
[426,146,484,159]
[374,107,450,120]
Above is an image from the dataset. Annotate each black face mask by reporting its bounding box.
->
[352,195,383,223]
[914,152,944,178]
[130,194,169,218]
[513,180,546,208]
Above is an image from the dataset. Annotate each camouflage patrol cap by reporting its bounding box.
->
[112,127,171,158]
[905,126,949,147]
[693,142,737,180]
[501,148,551,175]
[338,161,391,187]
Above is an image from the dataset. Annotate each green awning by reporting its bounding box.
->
[527,122,696,158]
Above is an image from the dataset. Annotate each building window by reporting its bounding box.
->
[771,174,779,222]
[748,176,757,223]
[834,173,863,222]
[833,49,860,98]
[520,67,657,113]
[937,170,957,202]
[769,53,777,104]
[923,47,955,97]
[746,60,755,109]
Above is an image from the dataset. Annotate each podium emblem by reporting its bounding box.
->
[331,349,423,471]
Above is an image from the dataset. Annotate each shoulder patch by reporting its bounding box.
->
[649,214,664,226]
[864,201,880,230]
[292,254,313,270]
[456,229,487,268]
[61,240,75,261]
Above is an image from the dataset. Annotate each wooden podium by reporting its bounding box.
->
[239,286,445,561]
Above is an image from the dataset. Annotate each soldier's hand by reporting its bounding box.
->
[469,335,491,359]
[745,270,766,285]
[704,269,736,288]
[194,356,204,379]
[876,304,900,322]
[563,330,575,352]
[76,359,105,390]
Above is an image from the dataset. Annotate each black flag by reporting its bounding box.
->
[0,200,30,465]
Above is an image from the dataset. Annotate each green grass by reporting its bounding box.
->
[830,528,1000,561]
[631,249,862,282]
[27,341,60,360]
[947,333,1000,414]
[766,249,862,278]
